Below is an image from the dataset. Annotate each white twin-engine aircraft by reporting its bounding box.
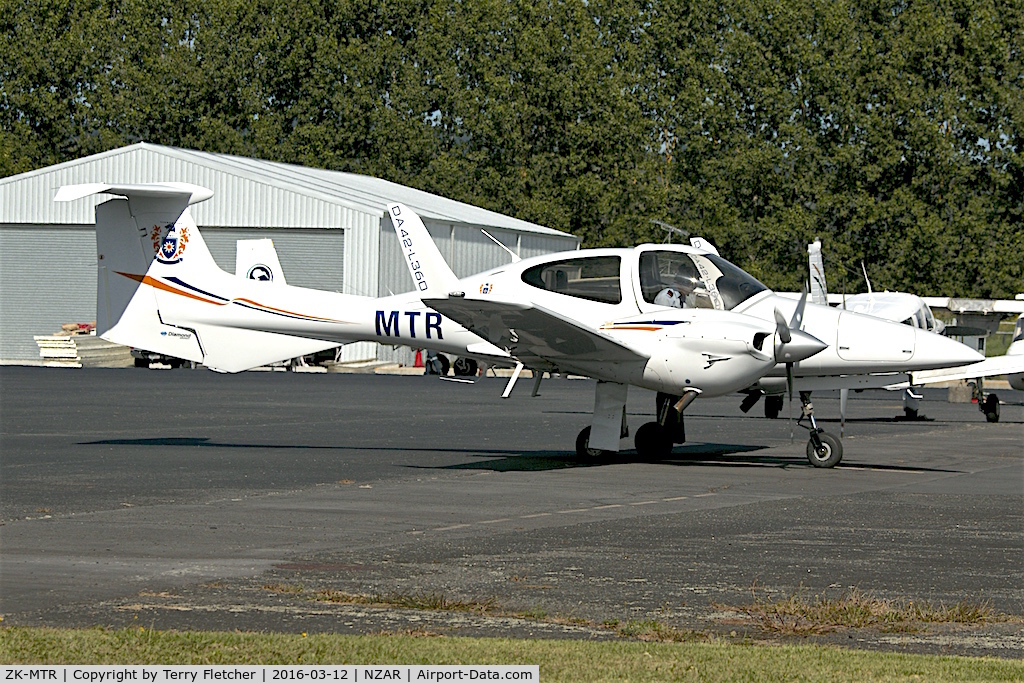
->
[58,183,980,468]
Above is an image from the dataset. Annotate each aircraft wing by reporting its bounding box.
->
[423,296,648,368]
[910,354,1024,385]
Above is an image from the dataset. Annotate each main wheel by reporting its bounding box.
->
[575,426,609,458]
[983,394,1000,423]
[634,422,672,458]
[806,432,843,468]
[765,395,784,419]
[453,357,478,377]
[427,354,451,376]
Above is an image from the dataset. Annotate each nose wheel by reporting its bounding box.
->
[806,430,842,467]
[798,392,843,468]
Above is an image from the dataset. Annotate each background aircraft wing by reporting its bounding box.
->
[910,354,1024,385]
[424,296,648,367]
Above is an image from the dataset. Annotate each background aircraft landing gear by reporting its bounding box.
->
[452,357,478,377]
[798,392,843,468]
[971,380,1000,423]
[982,393,1000,423]
[764,394,784,419]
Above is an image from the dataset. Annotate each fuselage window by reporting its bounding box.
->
[521,255,622,305]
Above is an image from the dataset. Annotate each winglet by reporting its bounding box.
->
[387,203,461,296]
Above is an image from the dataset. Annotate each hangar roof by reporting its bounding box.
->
[0,143,577,240]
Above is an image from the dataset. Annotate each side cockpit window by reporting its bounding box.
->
[521,255,622,304]
[1014,317,1024,343]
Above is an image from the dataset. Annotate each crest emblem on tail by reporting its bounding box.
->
[157,225,189,264]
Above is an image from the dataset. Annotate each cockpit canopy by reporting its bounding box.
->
[518,248,768,312]
[638,250,768,311]
[521,255,622,305]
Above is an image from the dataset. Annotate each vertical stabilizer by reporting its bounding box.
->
[387,203,461,296]
[236,239,287,284]
[808,240,828,306]
[55,183,213,338]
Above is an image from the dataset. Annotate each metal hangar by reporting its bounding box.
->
[0,143,579,364]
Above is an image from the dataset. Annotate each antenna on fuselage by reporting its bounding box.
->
[650,219,690,244]
[480,229,521,263]
[861,261,873,294]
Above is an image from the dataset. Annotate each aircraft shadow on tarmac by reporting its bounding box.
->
[428,448,963,474]
[81,437,962,475]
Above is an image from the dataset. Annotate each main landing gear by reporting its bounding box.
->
[797,392,843,468]
[970,379,1000,423]
[574,389,696,460]
[633,391,695,459]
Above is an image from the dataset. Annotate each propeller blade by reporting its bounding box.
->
[774,308,792,344]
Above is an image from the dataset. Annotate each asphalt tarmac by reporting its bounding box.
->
[1,366,1022,657]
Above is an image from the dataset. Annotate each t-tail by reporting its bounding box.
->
[57,183,337,371]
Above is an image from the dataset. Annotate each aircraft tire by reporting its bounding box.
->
[984,394,1000,423]
[765,395,784,419]
[575,426,608,458]
[634,422,672,458]
[453,357,478,377]
[806,432,842,468]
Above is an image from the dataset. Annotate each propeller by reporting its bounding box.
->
[773,286,821,441]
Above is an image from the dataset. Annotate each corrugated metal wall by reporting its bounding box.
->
[203,228,345,292]
[1,144,578,365]
[1,146,357,229]
[0,226,97,362]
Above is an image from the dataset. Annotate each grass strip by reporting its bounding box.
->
[2,627,1023,682]
[729,586,1017,635]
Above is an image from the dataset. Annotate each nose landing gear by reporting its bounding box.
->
[798,392,843,468]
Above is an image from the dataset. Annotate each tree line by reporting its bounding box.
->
[2,0,1022,296]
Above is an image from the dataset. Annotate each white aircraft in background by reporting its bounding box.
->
[236,238,287,284]
[772,241,1024,423]
[1008,314,1024,391]
[58,183,979,468]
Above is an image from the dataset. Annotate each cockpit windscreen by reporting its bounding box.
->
[639,251,768,311]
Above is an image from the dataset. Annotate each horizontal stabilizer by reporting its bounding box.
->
[55,182,213,205]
